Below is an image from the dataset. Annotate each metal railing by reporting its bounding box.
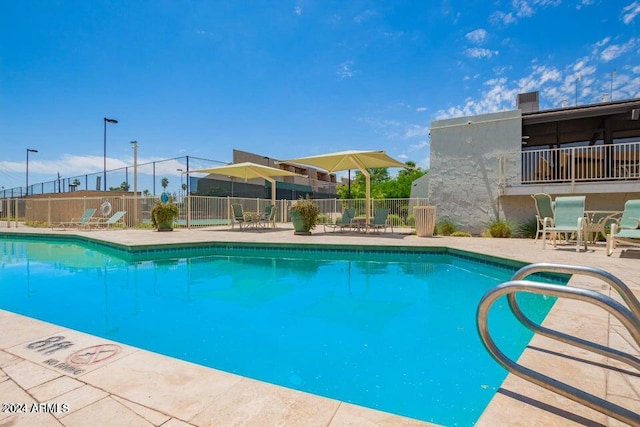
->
[499,141,640,186]
[1,195,428,230]
[477,263,640,425]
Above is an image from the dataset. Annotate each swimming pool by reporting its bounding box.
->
[0,236,561,425]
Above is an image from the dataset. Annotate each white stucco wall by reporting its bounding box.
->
[428,110,522,234]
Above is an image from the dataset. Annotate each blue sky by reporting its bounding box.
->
[1,0,639,193]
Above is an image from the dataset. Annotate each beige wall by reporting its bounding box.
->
[428,110,522,234]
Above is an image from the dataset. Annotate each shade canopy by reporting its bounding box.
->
[188,162,303,226]
[283,150,410,219]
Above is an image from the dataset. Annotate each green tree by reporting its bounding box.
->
[161,177,169,191]
[336,161,427,199]
[109,181,130,191]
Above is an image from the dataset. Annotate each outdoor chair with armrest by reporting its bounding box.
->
[531,193,554,242]
[606,199,640,256]
[367,208,392,233]
[542,196,587,252]
[231,203,248,230]
[260,205,276,228]
[324,208,355,232]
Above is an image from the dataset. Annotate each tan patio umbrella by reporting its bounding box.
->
[282,150,410,220]
[187,162,304,227]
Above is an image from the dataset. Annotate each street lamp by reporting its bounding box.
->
[26,148,38,197]
[611,70,617,102]
[103,117,118,191]
[176,168,184,197]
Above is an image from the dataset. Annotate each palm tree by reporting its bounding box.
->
[161,177,169,191]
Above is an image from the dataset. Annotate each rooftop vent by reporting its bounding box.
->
[517,91,540,113]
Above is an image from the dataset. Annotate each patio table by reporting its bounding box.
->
[584,210,622,244]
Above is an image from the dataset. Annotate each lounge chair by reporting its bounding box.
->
[542,196,587,252]
[531,193,554,242]
[324,208,355,232]
[606,199,640,256]
[367,208,392,233]
[52,208,97,229]
[89,211,127,230]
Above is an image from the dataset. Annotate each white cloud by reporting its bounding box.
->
[622,1,640,24]
[294,6,302,16]
[416,107,427,112]
[337,61,355,79]
[404,125,430,139]
[464,47,499,58]
[489,11,516,26]
[465,29,488,45]
[600,39,636,61]
[410,141,429,150]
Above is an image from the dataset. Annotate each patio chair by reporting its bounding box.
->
[260,205,276,228]
[324,208,355,232]
[88,211,127,230]
[368,208,392,233]
[231,203,246,229]
[542,196,587,252]
[606,199,640,256]
[531,193,554,242]
[53,208,97,229]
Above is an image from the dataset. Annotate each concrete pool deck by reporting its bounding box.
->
[0,224,638,426]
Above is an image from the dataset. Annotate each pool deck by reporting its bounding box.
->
[0,224,639,426]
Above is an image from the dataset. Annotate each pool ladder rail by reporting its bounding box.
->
[477,263,640,426]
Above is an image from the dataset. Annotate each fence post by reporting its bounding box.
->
[187,194,191,229]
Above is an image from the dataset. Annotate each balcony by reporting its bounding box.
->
[499,141,640,196]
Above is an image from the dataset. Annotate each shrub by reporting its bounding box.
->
[387,213,405,227]
[451,231,472,237]
[518,218,538,239]
[406,214,415,227]
[437,219,457,236]
[487,220,512,238]
[317,213,330,224]
[290,196,321,231]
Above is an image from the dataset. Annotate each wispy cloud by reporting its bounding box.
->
[337,61,355,79]
[622,1,640,24]
[416,107,427,112]
[294,6,302,16]
[465,29,488,45]
[354,9,377,24]
[490,0,565,25]
[464,47,499,59]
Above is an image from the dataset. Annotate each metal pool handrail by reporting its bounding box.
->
[477,263,640,426]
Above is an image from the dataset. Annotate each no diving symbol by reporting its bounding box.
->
[66,344,121,365]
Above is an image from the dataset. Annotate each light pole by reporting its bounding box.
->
[103,117,118,191]
[610,70,617,102]
[26,148,38,196]
[177,168,183,197]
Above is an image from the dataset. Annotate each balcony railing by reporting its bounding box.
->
[500,141,640,186]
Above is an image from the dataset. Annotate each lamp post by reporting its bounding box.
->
[26,148,38,197]
[130,141,138,226]
[610,70,617,102]
[176,168,183,197]
[103,117,118,191]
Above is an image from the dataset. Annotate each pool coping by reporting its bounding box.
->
[0,226,638,426]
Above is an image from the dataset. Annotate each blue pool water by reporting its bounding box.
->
[0,237,560,425]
